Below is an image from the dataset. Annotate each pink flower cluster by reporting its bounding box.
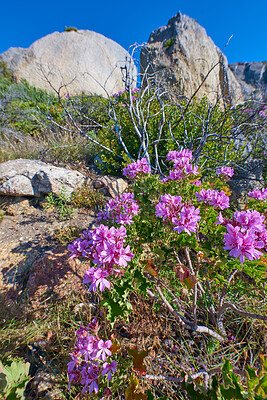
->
[259,106,267,117]
[68,224,134,292]
[97,192,139,225]
[155,194,201,236]
[217,166,234,177]
[248,188,267,201]
[217,210,267,263]
[195,189,230,210]
[123,158,151,178]
[164,149,199,182]
[68,318,116,396]
[113,87,140,101]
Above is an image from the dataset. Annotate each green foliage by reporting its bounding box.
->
[98,92,239,175]
[64,26,78,32]
[54,226,81,244]
[182,356,267,400]
[71,185,105,209]
[0,73,64,136]
[0,358,30,400]
[43,189,74,220]
[164,36,175,49]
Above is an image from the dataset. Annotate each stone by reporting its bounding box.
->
[0,30,137,98]
[229,159,264,207]
[92,175,128,197]
[140,12,243,105]
[0,159,86,197]
[34,369,65,400]
[93,175,112,189]
[229,61,267,103]
[108,178,128,198]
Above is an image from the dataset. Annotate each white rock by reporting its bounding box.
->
[0,30,137,97]
[0,159,86,197]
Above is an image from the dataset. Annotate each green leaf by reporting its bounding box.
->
[101,294,132,327]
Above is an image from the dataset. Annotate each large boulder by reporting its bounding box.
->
[229,61,267,103]
[0,30,137,97]
[140,12,243,105]
[0,159,86,197]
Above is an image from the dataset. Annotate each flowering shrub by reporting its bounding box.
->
[195,188,230,210]
[68,224,134,292]
[67,150,267,398]
[97,192,139,225]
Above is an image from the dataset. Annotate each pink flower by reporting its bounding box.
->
[191,180,202,186]
[248,188,267,201]
[223,224,264,263]
[155,194,182,222]
[68,239,90,258]
[217,166,234,177]
[195,189,230,210]
[173,206,201,235]
[99,192,140,225]
[234,210,265,232]
[83,267,110,292]
[123,158,151,178]
[166,149,193,167]
[96,340,112,361]
[102,361,117,380]
[164,149,199,182]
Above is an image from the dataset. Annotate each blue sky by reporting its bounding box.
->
[1,0,266,64]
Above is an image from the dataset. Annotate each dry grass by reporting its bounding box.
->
[0,128,98,165]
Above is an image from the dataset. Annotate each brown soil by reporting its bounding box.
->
[0,196,96,293]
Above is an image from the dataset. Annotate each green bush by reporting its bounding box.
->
[97,91,239,176]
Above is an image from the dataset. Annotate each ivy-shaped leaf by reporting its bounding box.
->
[128,347,148,376]
[101,294,132,327]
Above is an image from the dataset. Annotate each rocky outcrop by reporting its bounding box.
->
[229,62,267,103]
[0,159,86,197]
[0,30,137,97]
[140,12,243,105]
[229,159,264,208]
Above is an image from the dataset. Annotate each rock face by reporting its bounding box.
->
[0,30,137,97]
[229,159,264,207]
[0,159,86,197]
[229,62,267,103]
[140,12,243,105]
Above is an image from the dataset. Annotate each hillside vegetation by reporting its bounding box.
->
[0,62,267,400]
